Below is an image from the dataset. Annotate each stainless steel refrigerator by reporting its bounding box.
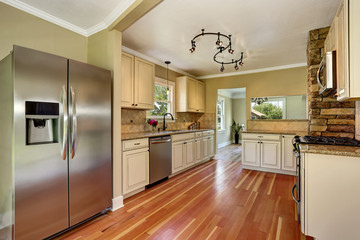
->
[0,46,112,240]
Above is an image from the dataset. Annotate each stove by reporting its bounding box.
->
[299,135,360,147]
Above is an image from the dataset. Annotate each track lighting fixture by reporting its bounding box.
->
[189,29,244,72]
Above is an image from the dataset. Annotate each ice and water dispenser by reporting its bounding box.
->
[25,101,59,145]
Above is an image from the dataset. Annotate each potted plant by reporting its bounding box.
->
[231,119,242,144]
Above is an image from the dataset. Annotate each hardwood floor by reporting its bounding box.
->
[55,153,304,240]
[214,144,242,162]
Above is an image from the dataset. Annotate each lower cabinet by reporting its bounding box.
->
[203,134,215,160]
[194,138,203,163]
[172,137,195,174]
[122,147,149,195]
[242,133,295,175]
[260,141,281,169]
[242,140,260,166]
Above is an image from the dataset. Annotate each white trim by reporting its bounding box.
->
[2,0,136,37]
[218,140,232,149]
[122,46,196,78]
[112,195,124,211]
[197,62,307,79]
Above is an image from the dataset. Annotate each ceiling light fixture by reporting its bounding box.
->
[189,29,244,72]
[165,61,171,95]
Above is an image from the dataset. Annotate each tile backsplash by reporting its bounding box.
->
[121,109,216,134]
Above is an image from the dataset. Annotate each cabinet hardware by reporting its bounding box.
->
[134,143,140,145]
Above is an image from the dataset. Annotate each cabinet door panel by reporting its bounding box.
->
[123,149,149,194]
[242,140,260,166]
[197,81,205,112]
[260,141,280,169]
[172,142,184,173]
[209,137,214,157]
[121,53,134,107]
[195,139,202,163]
[282,136,296,172]
[185,140,195,168]
[135,58,154,109]
[336,0,349,100]
[187,78,197,112]
[203,137,209,160]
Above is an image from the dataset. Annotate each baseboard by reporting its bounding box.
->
[111,195,124,211]
[242,165,296,176]
[218,141,232,148]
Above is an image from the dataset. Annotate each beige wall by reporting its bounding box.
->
[217,95,233,146]
[87,29,123,199]
[204,67,307,122]
[0,3,87,62]
[232,98,246,128]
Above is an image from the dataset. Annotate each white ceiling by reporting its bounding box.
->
[2,0,136,36]
[123,0,341,77]
[218,88,246,99]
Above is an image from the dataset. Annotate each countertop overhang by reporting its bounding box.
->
[299,143,360,157]
[121,129,214,141]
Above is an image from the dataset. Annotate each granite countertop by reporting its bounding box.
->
[299,143,360,157]
[121,129,214,141]
[241,131,306,135]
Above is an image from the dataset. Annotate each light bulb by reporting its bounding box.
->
[228,48,234,54]
[189,47,195,53]
[234,64,239,70]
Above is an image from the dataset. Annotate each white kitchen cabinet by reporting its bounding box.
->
[302,153,360,240]
[172,141,185,174]
[202,130,215,161]
[176,76,206,113]
[334,0,360,101]
[194,138,203,163]
[122,138,149,195]
[242,140,260,166]
[242,133,294,175]
[260,141,280,169]
[184,139,195,168]
[281,135,296,172]
[172,133,195,174]
[121,52,155,109]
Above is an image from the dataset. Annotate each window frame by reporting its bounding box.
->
[146,77,176,121]
[217,97,225,132]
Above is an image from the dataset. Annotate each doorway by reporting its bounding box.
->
[216,88,246,155]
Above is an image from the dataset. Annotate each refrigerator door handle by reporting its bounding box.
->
[60,85,68,160]
[70,86,77,159]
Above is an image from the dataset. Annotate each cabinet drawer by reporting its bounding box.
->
[202,130,214,136]
[172,133,195,142]
[195,131,203,137]
[123,138,149,151]
[242,133,280,141]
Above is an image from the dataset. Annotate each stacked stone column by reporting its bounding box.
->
[307,27,355,138]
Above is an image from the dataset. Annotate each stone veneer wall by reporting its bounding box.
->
[121,109,215,134]
[307,27,356,138]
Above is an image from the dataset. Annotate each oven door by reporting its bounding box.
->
[317,50,336,96]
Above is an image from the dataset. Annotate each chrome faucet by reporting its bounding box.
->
[163,113,174,131]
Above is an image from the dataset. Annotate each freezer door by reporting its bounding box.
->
[13,46,69,240]
[68,60,112,226]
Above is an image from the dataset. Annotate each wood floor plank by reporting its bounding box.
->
[54,145,310,240]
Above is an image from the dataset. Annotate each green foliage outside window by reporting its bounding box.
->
[253,103,283,119]
[149,84,170,117]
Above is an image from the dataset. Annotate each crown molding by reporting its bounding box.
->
[2,0,136,37]
[122,46,196,78]
[197,62,307,80]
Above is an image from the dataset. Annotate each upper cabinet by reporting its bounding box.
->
[176,76,206,113]
[121,52,155,109]
[331,0,360,101]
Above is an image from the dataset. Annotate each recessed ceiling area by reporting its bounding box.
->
[2,0,136,36]
[123,0,341,77]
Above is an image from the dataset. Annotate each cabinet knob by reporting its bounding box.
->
[135,104,138,106]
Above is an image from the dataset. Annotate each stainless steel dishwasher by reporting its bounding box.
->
[149,135,172,185]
